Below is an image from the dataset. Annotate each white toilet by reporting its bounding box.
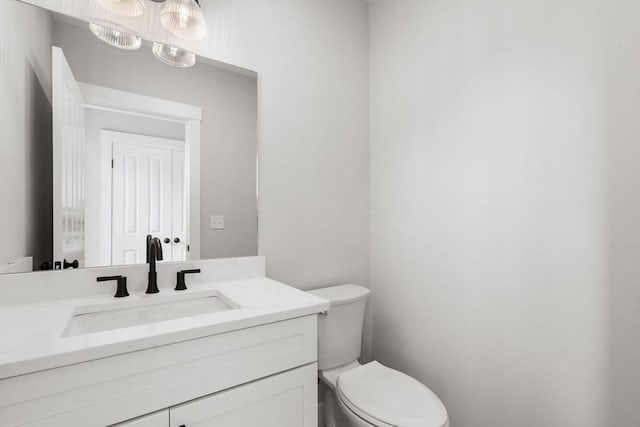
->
[309,285,449,427]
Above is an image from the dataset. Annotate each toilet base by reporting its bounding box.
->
[321,381,351,427]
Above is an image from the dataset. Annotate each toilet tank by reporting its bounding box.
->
[308,284,370,370]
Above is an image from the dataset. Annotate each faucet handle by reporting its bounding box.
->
[175,269,201,291]
[63,259,79,269]
[97,275,129,298]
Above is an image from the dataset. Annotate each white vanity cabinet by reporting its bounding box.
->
[114,364,316,427]
[114,410,169,427]
[0,315,319,427]
[168,364,316,427]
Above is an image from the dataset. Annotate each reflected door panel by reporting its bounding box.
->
[52,46,85,268]
[172,150,187,261]
[112,141,174,265]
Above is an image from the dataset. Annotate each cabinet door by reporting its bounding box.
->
[170,364,317,427]
[112,410,169,427]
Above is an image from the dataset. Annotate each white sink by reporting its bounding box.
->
[62,290,237,337]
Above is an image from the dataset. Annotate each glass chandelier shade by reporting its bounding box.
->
[94,0,145,17]
[152,42,197,67]
[160,0,207,41]
[89,23,142,50]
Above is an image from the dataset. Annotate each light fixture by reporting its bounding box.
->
[89,22,142,50]
[160,0,207,41]
[152,42,196,67]
[94,0,145,17]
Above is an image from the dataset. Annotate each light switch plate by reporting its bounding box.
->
[210,215,224,230]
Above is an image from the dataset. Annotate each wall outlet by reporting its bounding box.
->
[210,215,224,230]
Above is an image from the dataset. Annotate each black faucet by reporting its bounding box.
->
[146,234,163,294]
[97,275,129,298]
[175,269,201,291]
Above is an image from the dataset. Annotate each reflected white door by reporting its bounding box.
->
[172,150,187,261]
[52,46,85,269]
[111,136,185,265]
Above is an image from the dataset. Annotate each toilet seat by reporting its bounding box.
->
[336,388,394,427]
[335,361,449,427]
[320,360,362,390]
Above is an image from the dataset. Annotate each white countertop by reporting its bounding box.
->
[0,277,329,379]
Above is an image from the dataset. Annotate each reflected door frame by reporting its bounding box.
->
[79,82,202,265]
[104,131,186,266]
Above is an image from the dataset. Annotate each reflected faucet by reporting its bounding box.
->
[146,234,163,294]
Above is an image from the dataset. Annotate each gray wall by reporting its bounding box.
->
[605,2,640,425]
[0,1,53,270]
[52,19,258,261]
[370,1,640,426]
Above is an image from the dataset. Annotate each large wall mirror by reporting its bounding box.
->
[0,1,258,274]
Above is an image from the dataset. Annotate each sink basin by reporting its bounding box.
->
[62,290,237,337]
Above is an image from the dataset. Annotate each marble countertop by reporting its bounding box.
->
[0,277,329,379]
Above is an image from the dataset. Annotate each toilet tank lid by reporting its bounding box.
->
[308,284,370,307]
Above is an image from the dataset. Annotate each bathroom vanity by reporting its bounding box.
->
[0,257,329,426]
[0,2,332,425]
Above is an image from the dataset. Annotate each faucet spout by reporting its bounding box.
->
[146,235,163,294]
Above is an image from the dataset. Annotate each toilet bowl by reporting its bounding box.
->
[309,285,449,427]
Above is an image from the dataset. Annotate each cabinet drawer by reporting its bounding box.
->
[170,363,317,427]
[0,316,317,427]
